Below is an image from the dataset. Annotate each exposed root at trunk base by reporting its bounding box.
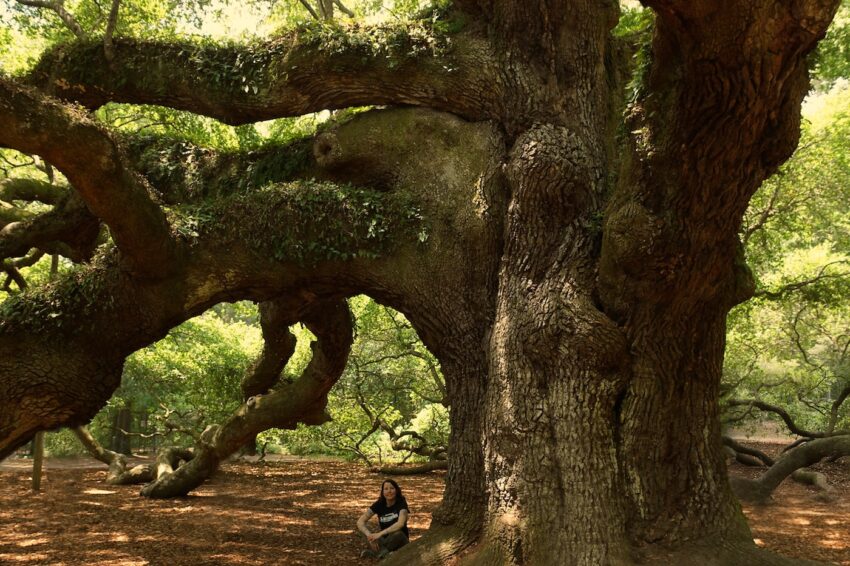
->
[381,523,479,566]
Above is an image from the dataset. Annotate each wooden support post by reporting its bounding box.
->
[32,432,45,492]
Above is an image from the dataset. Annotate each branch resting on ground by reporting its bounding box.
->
[730,435,850,503]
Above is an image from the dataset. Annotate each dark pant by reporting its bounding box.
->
[378,531,409,552]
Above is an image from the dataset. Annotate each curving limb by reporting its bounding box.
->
[0,177,66,205]
[727,398,850,439]
[240,298,303,399]
[72,425,161,485]
[0,106,504,470]
[139,297,354,498]
[730,435,850,503]
[0,78,179,275]
[0,192,101,263]
[722,436,775,467]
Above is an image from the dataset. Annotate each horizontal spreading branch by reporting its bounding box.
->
[722,436,775,467]
[0,178,66,205]
[28,27,499,125]
[0,107,503,464]
[726,398,849,439]
[0,78,179,275]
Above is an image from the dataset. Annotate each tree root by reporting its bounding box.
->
[382,523,480,566]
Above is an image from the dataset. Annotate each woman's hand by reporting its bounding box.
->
[367,532,382,543]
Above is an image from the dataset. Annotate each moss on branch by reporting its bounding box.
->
[174,180,428,264]
[25,16,494,124]
[124,133,314,202]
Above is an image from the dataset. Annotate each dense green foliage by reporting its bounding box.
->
[273,296,447,464]
[724,61,850,435]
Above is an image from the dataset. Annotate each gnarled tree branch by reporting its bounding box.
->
[139,297,354,498]
[0,177,66,205]
[0,78,179,275]
[726,398,843,439]
[0,193,101,263]
[730,435,850,502]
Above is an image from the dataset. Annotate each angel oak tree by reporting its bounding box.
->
[0,1,840,564]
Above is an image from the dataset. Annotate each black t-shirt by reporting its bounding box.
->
[369,496,409,537]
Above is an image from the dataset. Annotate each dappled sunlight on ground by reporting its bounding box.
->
[1,454,847,564]
[733,442,850,565]
[0,457,444,565]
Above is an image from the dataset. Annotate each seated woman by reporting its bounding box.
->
[356,479,410,559]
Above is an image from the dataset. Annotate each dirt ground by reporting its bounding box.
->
[1,448,848,565]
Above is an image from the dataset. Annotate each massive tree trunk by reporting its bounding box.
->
[0,1,841,564]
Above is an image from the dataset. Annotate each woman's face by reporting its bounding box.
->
[382,482,397,500]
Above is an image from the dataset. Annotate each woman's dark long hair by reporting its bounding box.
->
[377,478,405,507]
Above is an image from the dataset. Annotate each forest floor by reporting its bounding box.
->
[0,444,848,565]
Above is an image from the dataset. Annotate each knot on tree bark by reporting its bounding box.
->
[313,132,343,168]
[505,124,597,223]
[598,200,664,315]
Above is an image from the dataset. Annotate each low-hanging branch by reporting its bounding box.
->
[0,177,66,205]
[73,425,194,485]
[722,436,774,467]
[0,107,503,469]
[139,298,354,498]
[730,435,850,502]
